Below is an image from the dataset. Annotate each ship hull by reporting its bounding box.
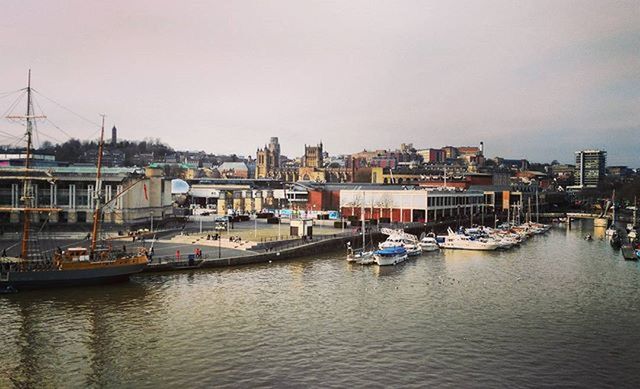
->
[0,263,146,290]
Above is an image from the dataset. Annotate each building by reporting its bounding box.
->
[370,166,469,185]
[575,149,606,188]
[0,152,61,167]
[302,143,323,168]
[495,158,530,171]
[0,166,173,225]
[607,166,631,178]
[417,148,445,163]
[457,145,482,157]
[254,136,282,178]
[218,162,249,178]
[442,146,459,160]
[298,143,327,181]
[188,178,288,214]
[268,137,281,168]
[340,188,486,223]
[370,156,397,169]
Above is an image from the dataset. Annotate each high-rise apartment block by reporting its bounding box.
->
[575,149,606,188]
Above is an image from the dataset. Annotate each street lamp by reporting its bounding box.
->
[215,224,223,258]
[278,215,281,241]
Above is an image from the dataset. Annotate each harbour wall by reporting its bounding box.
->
[143,218,468,273]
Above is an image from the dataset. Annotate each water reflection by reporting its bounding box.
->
[593,226,606,240]
[2,221,640,388]
[1,281,160,387]
[373,264,398,277]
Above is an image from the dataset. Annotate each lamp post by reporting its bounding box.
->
[278,215,281,241]
[215,225,223,258]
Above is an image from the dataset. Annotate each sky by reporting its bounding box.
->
[1,0,638,166]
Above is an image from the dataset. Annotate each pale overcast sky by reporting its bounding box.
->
[1,0,638,166]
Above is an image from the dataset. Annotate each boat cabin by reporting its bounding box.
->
[64,248,91,262]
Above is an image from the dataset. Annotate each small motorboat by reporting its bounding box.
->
[379,229,422,256]
[419,233,440,252]
[610,232,622,250]
[374,246,408,266]
[621,243,640,260]
[347,246,374,264]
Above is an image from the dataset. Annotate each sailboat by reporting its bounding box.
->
[0,71,148,292]
[346,192,374,264]
[605,190,617,240]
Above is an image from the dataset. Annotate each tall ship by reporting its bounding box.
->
[0,71,148,292]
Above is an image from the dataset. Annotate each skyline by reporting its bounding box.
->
[1,0,638,166]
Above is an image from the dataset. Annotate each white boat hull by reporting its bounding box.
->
[440,242,500,251]
[374,253,407,266]
[419,243,439,252]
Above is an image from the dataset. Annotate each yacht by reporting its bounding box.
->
[373,246,408,266]
[439,228,500,251]
[378,229,422,256]
[419,233,440,252]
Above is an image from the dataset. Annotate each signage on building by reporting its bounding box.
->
[502,191,510,210]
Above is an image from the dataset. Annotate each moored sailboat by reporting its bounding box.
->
[0,72,148,291]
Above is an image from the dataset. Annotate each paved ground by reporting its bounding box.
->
[0,218,350,261]
[183,218,349,242]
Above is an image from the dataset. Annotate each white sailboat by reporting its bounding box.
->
[346,192,374,264]
[605,190,617,240]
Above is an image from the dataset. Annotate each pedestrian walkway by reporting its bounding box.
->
[165,234,259,251]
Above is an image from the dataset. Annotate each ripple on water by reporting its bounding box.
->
[1,223,640,387]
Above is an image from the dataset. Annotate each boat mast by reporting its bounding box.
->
[361,192,366,250]
[536,186,540,223]
[90,115,106,255]
[20,70,34,259]
[611,189,616,225]
[5,71,49,259]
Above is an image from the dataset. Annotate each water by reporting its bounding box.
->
[2,221,640,388]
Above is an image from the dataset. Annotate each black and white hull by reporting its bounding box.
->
[0,263,146,290]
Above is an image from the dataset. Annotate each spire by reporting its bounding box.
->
[111,125,117,145]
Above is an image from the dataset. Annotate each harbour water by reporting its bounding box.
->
[1,220,640,388]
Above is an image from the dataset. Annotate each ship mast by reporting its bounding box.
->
[20,71,35,258]
[6,70,46,259]
[90,115,106,255]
